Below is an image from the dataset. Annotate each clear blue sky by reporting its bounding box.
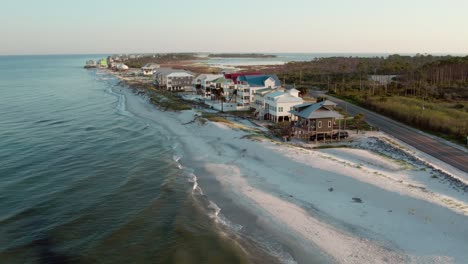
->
[1,0,467,55]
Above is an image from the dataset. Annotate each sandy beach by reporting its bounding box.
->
[119,86,468,264]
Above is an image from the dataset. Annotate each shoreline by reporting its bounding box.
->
[107,69,468,263]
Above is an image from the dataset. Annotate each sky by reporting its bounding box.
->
[1,0,467,55]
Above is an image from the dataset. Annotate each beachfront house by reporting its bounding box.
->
[141,63,160,76]
[153,68,194,91]
[114,63,129,71]
[235,74,282,108]
[254,88,303,122]
[192,74,224,97]
[222,72,261,104]
[209,76,233,101]
[289,100,344,141]
[98,59,108,68]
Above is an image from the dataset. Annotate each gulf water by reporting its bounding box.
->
[0,55,262,263]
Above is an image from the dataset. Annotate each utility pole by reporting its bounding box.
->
[344,103,347,130]
[300,70,303,85]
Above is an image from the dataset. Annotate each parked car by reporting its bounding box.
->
[332,131,349,139]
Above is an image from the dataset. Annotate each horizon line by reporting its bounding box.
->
[1,51,468,57]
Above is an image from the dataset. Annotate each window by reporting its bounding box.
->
[328,121,332,128]
[278,107,283,112]
[318,121,322,128]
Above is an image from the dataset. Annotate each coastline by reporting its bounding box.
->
[112,76,468,263]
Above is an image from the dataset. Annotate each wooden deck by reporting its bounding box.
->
[290,126,341,141]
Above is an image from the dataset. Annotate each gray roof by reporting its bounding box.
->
[290,101,343,119]
[255,87,275,94]
[322,100,337,107]
[292,100,336,110]
[154,68,193,77]
[267,91,285,98]
[142,63,160,69]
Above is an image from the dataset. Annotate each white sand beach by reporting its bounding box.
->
[122,88,468,264]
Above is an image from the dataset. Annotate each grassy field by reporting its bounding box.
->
[367,96,468,142]
[335,92,468,144]
[148,89,192,111]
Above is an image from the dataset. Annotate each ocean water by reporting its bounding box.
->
[0,55,278,264]
[199,52,393,67]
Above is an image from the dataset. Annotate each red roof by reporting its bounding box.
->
[224,72,263,84]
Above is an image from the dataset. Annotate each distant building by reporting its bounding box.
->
[369,75,397,86]
[84,60,97,69]
[154,68,194,91]
[115,63,129,71]
[97,59,108,68]
[141,63,160,76]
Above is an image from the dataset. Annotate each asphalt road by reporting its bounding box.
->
[311,90,468,174]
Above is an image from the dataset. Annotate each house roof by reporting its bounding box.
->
[194,74,223,82]
[154,68,194,77]
[289,102,314,109]
[255,87,275,94]
[167,72,194,77]
[205,74,224,82]
[142,63,160,69]
[266,91,303,103]
[322,100,337,107]
[212,76,229,84]
[224,72,262,84]
[237,74,281,87]
[277,95,303,103]
[287,88,300,94]
[267,91,285,98]
[290,101,343,119]
[292,100,336,109]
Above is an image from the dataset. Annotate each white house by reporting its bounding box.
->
[192,74,224,97]
[114,63,129,71]
[258,89,304,122]
[141,63,160,76]
[235,74,282,108]
[154,68,194,91]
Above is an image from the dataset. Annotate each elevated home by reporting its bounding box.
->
[114,63,129,71]
[210,76,233,101]
[141,63,160,76]
[222,72,261,104]
[154,68,194,91]
[192,74,224,97]
[253,87,276,112]
[98,59,108,68]
[235,74,282,108]
[257,89,303,122]
[224,72,262,85]
[289,100,344,141]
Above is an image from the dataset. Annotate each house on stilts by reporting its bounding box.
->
[289,100,344,142]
